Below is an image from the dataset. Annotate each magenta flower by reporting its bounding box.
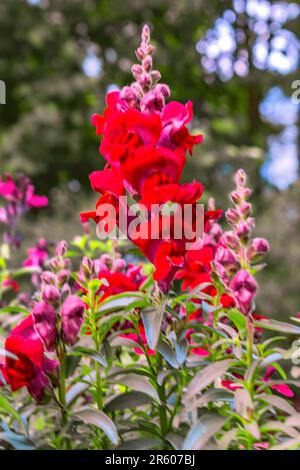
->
[230,269,258,315]
[25,184,48,208]
[61,295,85,346]
[23,238,49,268]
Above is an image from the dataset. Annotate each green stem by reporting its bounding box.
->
[95,359,103,410]
[58,351,68,428]
[246,316,253,367]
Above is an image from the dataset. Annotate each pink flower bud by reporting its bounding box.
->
[32,301,58,350]
[141,89,165,114]
[235,221,250,239]
[57,269,70,286]
[81,256,94,277]
[214,261,230,287]
[142,56,152,72]
[150,70,161,84]
[146,44,155,55]
[221,231,240,251]
[239,201,252,218]
[55,240,68,257]
[247,238,270,261]
[156,84,170,97]
[141,24,150,44]
[138,72,152,88]
[61,283,71,300]
[215,247,239,273]
[130,82,143,99]
[112,258,126,272]
[100,254,113,269]
[61,295,85,345]
[131,64,143,78]
[41,271,56,285]
[230,270,258,315]
[42,284,61,306]
[226,208,240,225]
[136,46,146,61]
[230,190,241,205]
[120,86,138,103]
[49,257,61,271]
[235,169,246,188]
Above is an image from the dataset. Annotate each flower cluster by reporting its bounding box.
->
[35,241,85,348]
[0,174,48,248]
[215,169,269,316]
[0,241,85,402]
[82,25,221,292]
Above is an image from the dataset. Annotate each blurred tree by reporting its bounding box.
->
[0,0,299,318]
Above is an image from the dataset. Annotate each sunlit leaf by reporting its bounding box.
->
[185,359,235,400]
[75,408,119,445]
[182,415,227,450]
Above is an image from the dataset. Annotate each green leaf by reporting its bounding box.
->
[142,300,166,350]
[258,393,295,415]
[0,396,26,430]
[157,339,179,369]
[71,346,107,367]
[66,381,89,405]
[234,388,253,420]
[112,373,159,402]
[105,391,152,412]
[97,292,148,316]
[75,408,119,445]
[118,438,162,450]
[185,359,235,400]
[254,319,300,335]
[182,415,227,450]
[185,388,234,411]
[0,306,30,315]
[227,309,246,336]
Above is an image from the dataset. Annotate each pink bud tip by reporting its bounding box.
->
[235,169,247,188]
[55,240,68,257]
[141,24,150,44]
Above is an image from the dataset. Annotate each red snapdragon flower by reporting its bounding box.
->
[0,316,58,402]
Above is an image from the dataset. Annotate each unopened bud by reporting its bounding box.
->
[141,24,150,44]
[32,301,58,350]
[142,56,152,72]
[41,271,56,285]
[215,247,239,273]
[221,231,240,251]
[112,258,126,272]
[226,208,240,225]
[57,269,70,286]
[247,238,270,262]
[235,169,247,188]
[138,72,152,89]
[42,284,61,306]
[150,70,161,84]
[156,83,170,97]
[55,240,68,257]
